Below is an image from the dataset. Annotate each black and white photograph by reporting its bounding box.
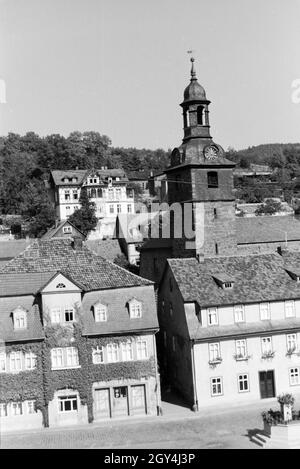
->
[0,0,300,452]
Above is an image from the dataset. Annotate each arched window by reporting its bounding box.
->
[97,188,102,198]
[207,171,219,188]
[90,188,96,198]
[197,106,204,125]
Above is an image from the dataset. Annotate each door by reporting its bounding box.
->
[113,386,129,417]
[94,388,111,419]
[259,370,275,399]
[131,385,146,415]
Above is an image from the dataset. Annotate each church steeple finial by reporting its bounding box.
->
[187,50,197,81]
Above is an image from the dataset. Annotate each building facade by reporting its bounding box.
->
[0,239,160,431]
[50,169,135,221]
[139,58,300,411]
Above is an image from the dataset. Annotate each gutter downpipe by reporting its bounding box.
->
[191,339,199,412]
[153,331,162,416]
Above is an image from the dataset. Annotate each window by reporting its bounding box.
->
[63,226,72,234]
[116,188,121,199]
[127,204,132,213]
[207,171,219,188]
[13,309,27,329]
[51,347,79,369]
[92,346,104,364]
[107,343,119,363]
[94,304,107,322]
[211,377,223,396]
[121,342,133,361]
[287,334,298,353]
[27,401,36,414]
[261,337,272,355]
[109,204,114,214]
[207,307,218,326]
[51,308,61,324]
[137,340,148,360]
[117,204,121,213]
[25,352,37,370]
[169,302,173,317]
[285,300,295,318]
[65,206,71,217]
[238,374,249,392]
[0,352,6,372]
[64,190,70,201]
[59,395,78,412]
[209,343,221,362]
[260,303,270,320]
[289,368,300,386]
[11,402,22,416]
[56,283,66,289]
[234,305,245,323]
[66,347,79,367]
[197,105,204,125]
[235,339,247,359]
[213,208,217,218]
[129,300,142,319]
[10,351,22,372]
[64,308,74,322]
[0,403,8,417]
[223,282,233,289]
[73,190,78,200]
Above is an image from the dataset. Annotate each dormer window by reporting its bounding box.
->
[56,283,66,289]
[94,303,107,322]
[13,308,27,330]
[285,267,300,283]
[212,273,235,290]
[128,299,142,319]
[72,177,77,183]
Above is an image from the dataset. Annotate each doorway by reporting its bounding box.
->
[259,370,275,399]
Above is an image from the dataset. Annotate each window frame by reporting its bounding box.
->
[260,302,271,321]
[285,300,295,318]
[234,304,245,323]
[58,395,78,413]
[261,336,273,355]
[121,341,134,362]
[136,339,148,360]
[129,300,142,319]
[94,304,107,322]
[289,367,300,386]
[207,307,218,326]
[208,342,221,362]
[106,343,119,363]
[238,373,250,393]
[210,377,223,397]
[92,346,104,364]
[235,339,247,359]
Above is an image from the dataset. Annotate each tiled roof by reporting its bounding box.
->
[51,170,88,186]
[0,272,56,296]
[81,286,158,336]
[85,239,122,262]
[51,169,128,186]
[0,295,44,342]
[127,170,151,180]
[236,216,300,244]
[0,239,31,259]
[0,238,152,293]
[167,252,300,309]
[42,220,85,240]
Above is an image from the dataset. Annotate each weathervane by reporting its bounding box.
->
[187,49,196,79]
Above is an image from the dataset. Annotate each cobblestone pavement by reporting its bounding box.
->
[0,398,274,449]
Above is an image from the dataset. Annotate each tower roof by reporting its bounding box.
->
[182,57,207,103]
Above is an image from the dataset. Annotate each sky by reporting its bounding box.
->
[0,0,299,151]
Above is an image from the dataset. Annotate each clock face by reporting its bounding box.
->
[204,145,219,160]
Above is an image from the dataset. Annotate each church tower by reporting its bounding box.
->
[166,57,237,259]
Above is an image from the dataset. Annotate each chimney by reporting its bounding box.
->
[71,236,83,250]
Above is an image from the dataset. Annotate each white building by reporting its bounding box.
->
[50,169,135,221]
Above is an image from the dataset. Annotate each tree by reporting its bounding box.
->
[113,253,139,275]
[19,180,56,237]
[255,199,283,216]
[68,187,98,235]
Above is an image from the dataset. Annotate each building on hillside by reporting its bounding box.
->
[0,238,160,431]
[233,164,274,179]
[148,172,168,203]
[127,170,151,192]
[50,168,135,221]
[139,57,300,410]
[42,220,86,240]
